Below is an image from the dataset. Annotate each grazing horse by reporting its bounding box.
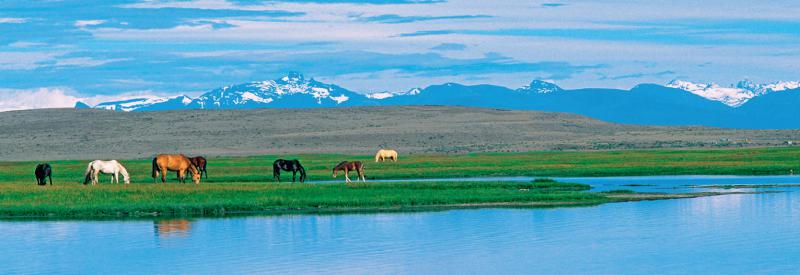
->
[34,163,52,186]
[374,149,398,162]
[178,156,208,179]
[152,154,201,184]
[84,160,130,185]
[332,161,365,183]
[273,159,306,183]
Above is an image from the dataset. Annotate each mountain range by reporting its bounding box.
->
[76,72,800,129]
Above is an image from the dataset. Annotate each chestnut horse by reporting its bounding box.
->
[332,161,365,183]
[374,149,398,162]
[152,154,201,184]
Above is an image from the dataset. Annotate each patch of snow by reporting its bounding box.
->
[366,92,395,99]
[667,80,754,107]
[763,81,800,92]
[518,80,562,94]
[330,94,349,104]
[240,92,273,104]
[310,87,330,103]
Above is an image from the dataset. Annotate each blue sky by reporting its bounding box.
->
[0,0,799,110]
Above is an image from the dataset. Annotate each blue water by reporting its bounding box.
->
[3,176,800,274]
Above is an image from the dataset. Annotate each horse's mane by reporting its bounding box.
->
[333,161,349,170]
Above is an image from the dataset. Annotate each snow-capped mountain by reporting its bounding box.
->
[516,80,563,94]
[78,73,799,129]
[91,95,192,112]
[737,79,800,94]
[188,72,370,109]
[666,80,755,107]
[366,88,422,99]
[667,79,800,107]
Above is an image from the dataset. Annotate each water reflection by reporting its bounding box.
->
[154,219,192,238]
[3,176,800,273]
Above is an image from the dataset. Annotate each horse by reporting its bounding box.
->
[332,161,365,183]
[273,159,306,183]
[374,149,398,162]
[178,156,207,179]
[152,154,201,184]
[34,163,52,186]
[83,160,130,185]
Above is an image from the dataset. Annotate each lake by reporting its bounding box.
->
[3,176,800,274]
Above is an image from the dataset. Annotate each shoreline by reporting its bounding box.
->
[0,185,758,220]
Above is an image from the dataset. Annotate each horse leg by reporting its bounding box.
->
[344,169,351,183]
[160,168,167,183]
[93,170,99,186]
[49,175,52,185]
[179,169,185,183]
[360,169,366,182]
[292,171,296,183]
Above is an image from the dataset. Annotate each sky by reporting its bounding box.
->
[1,0,799,110]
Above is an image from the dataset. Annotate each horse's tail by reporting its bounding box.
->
[84,162,93,177]
[83,161,93,185]
[151,157,158,182]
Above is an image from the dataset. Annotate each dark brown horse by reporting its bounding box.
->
[332,161,365,183]
[274,159,306,183]
[34,163,52,186]
[180,156,207,179]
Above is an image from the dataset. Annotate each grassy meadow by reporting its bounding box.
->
[1,146,797,184]
[0,147,796,218]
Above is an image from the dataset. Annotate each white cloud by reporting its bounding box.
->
[54,57,129,67]
[0,87,169,112]
[0,17,27,24]
[0,87,82,112]
[0,52,60,70]
[8,41,47,48]
[74,20,106,27]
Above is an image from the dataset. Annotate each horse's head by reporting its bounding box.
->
[191,171,201,184]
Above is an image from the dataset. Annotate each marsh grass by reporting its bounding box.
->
[0,181,617,218]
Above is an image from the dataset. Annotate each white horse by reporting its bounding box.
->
[375,149,398,162]
[84,160,130,185]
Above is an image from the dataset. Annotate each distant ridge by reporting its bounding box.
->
[78,72,800,129]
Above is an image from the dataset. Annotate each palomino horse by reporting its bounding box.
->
[34,163,52,186]
[84,160,130,185]
[374,149,398,162]
[177,156,208,179]
[273,159,306,183]
[332,161,365,183]
[152,154,201,184]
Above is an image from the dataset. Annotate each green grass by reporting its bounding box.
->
[0,181,727,218]
[0,147,795,218]
[1,147,797,185]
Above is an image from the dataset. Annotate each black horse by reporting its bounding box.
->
[273,159,306,183]
[35,163,52,186]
